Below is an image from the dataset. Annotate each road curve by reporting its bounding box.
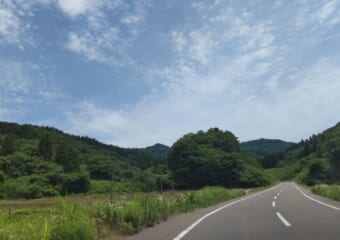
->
[123,182,340,240]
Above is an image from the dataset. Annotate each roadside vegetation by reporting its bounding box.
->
[0,187,245,240]
[311,185,340,201]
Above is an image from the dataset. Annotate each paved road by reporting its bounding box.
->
[124,182,340,240]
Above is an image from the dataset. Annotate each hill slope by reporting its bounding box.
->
[272,122,340,184]
[240,139,295,168]
[0,121,170,199]
[241,139,295,159]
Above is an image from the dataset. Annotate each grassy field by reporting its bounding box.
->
[0,187,245,240]
[311,185,340,201]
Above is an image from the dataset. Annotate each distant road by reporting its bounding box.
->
[124,182,340,240]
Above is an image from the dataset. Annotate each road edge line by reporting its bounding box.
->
[295,184,340,211]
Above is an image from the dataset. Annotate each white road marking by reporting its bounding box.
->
[272,201,276,207]
[295,185,340,211]
[274,196,277,200]
[172,184,283,240]
[276,212,291,227]
[279,183,287,193]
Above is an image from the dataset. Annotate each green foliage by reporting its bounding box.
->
[87,156,116,180]
[0,153,62,178]
[277,122,340,185]
[240,139,295,163]
[0,187,245,240]
[0,170,4,183]
[303,159,333,185]
[50,221,96,240]
[3,175,59,199]
[330,149,340,181]
[55,144,81,173]
[1,134,16,155]
[61,172,90,195]
[38,135,53,160]
[168,128,270,188]
[92,187,245,235]
[312,185,340,201]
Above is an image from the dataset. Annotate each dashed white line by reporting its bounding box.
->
[276,212,291,227]
[274,196,277,200]
[272,201,276,207]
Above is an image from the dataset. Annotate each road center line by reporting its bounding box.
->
[172,184,282,240]
[274,196,277,200]
[272,201,276,207]
[295,185,340,211]
[276,212,291,227]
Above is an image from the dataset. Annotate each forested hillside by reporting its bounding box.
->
[168,128,271,188]
[270,122,340,185]
[0,121,170,199]
[3,120,338,200]
[240,139,295,168]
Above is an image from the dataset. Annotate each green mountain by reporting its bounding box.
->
[144,143,170,160]
[270,122,340,185]
[240,139,295,168]
[0,121,170,199]
[241,138,295,159]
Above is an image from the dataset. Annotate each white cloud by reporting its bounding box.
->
[57,0,122,19]
[317,0,338,23]
[121,14,144,25]
[0,4,30,47]
[293,0,340,31]
[62,2,340,147]
[0,60,63,109]
[63,101,129,139]
[0,60,34,94]
[57,0,90,17]
[65,27,125,65]
[60,0,151,65]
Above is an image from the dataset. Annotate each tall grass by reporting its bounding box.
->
[311,185,340,201]
[0,187,245,240]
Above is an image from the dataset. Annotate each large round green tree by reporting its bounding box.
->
[168,128,269,188]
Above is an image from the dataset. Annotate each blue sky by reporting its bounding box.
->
[1,0,340,147]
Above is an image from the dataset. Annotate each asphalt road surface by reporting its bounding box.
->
[124,182,340,240]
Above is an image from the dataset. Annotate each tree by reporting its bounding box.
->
[330,149,340,181]
[55,144,80,172]
[38,135,53,160]
[1,134,16,155]
[61,173,90,195]
[168,128,269,188]
[0,171,5,183]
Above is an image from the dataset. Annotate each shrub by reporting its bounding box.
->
[61,172,90,195]
[312,185,340,201]
[50,221,96,240]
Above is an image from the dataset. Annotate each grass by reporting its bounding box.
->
[0,187,245,240]
[311,185,340,201]
[264,162,300,182]
[247,182,279,194]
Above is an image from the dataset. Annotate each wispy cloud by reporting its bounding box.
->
[0,59,63,121]
[1,0,340,147]
[65,28,126,65]
[0,2,31,47]
[63,101,129,140]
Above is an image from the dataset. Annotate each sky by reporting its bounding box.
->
[1,0,340,147]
